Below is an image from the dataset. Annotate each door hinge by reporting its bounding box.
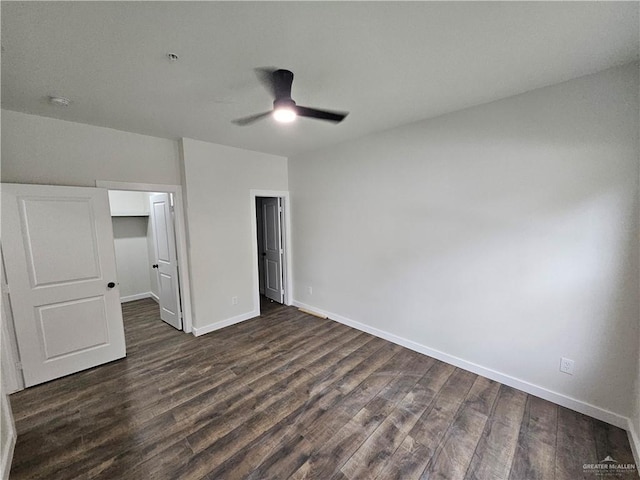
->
[1,283,9,294]
[280,249,284,255]
[15,361,22,371]
[278,206,282,213]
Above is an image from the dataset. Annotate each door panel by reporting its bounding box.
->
[265,259,280,290]
[2,183,126,387]
[152,202,170,261]
[262,198,284,303]
[149,193,182,330]
[21,198,101,285]
[37,296,108,359]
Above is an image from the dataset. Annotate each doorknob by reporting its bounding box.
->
[152,264,159,269]
[107,282,116,289]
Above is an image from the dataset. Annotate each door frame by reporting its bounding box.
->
[250,190,293,313]
[1,388,16,480]
[1,247,24,393]
[96,180,193,334]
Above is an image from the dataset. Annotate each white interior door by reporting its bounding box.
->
[149,193,182,330]
[262,197,284,304]
[1,183,126,387]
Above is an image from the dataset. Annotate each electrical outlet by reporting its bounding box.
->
[560,357,574,375]
[232,296,238,305]
[307,286,313,295]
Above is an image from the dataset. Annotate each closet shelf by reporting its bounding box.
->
[111,213,149,217]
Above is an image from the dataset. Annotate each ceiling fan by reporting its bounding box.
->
[232,68,348,126]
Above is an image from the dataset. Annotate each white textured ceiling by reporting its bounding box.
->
[2,2,638,157]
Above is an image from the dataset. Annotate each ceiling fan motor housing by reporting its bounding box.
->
[273,69,295,101]
[274,98,296,110]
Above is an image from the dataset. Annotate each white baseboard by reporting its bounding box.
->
[120,292,153,303]
[627,419,640,469]
[192,310,259,337]
[149,292,159,303]
[292,300,629,430]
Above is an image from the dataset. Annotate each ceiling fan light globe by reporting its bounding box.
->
[273,108,297,123]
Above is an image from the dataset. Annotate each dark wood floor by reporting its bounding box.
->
[9,299,636,479]
[260,294,284,316]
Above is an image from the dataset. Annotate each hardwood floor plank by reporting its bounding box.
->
[288,348,433,479]
[210,345,407,480]
[202,416,314,480]
[463,376,501,417]
[555,406,599,480]
[404,368,477,455]
[421,408,488,480]
[340,406,420,479]
[297,344,404,447]
[490,385,528,426]
[465,384,526,480]
[183,333,376,456]
[508,395,557,480]
[14,407,179,479]
[374,361,457,480]
[338,354,438,479]
[593,419,636,465]
[377,361,456,480]
[9,299,636,480]
[341,365,472,480]
[291,396,397,479]
[12,312,324,433]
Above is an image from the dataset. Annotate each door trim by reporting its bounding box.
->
[250,190,293,313]
[96,180,193,334]
[1,389,16,480]
[1,247,24,394]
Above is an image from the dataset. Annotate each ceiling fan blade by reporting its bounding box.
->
[232,111,272,126]
[295,106,348,123]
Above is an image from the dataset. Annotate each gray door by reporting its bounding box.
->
[262,198,284,304]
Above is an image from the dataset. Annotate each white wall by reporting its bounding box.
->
[289,63,639,422]
[108,190,159,302]
[108,190,150,216]
[112,217,152,301]
[180,138,288,332]
[1,110,180,187]
[1,111,177,306]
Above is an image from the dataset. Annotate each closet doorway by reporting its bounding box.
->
[251,190,293,314]
[98,181,193,333]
